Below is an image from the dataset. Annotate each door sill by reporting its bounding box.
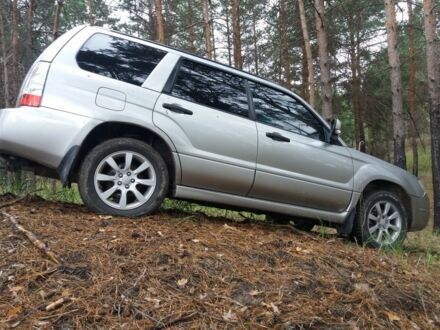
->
[174,185,359,224]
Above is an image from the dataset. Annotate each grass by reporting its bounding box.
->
[396,143,440,265]
[405,144,432,176]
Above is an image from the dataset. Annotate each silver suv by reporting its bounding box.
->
[0,26,429,247]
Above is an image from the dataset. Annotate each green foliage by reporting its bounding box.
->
[0,172,82,204]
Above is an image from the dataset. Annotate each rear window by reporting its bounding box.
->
[76,33,166,86]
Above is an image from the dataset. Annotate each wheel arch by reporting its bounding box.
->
[360,179,412,229]
[61,121,179,194]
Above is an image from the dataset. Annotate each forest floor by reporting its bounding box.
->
[0,194,439,329]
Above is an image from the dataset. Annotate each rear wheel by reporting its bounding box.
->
[352,190,407,248]
[78,138,168,217]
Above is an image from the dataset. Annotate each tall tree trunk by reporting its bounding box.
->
[147,0,156,40]
[25,0,37,192]
[384,0,406,169]
[211,6,217,61]
[203,0,213,59]
[0,12,10,108]
[187,1,196,53]
[11,0,19,98]
[314,0,333,120]
[155,0,165,43]
[53,0,64,40]
[301,43,309,99]
[423,0,440,232]
[87,0,95,25]
[298,0,316,108]
[355,37,366,152]
[163,0,174,44]
[252,9,259,75]
[280,0,291,89]
[349,17,365,152]
[407,0,418,175]
[225,3,232,66]
[26,0,34,68]
[231,0,242,69]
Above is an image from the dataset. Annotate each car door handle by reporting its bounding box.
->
[266,132,290,143]
[162,103,193,115]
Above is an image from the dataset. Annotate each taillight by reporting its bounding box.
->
[17,61,50,107]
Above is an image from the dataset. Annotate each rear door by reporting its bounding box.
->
[153,59,258,195]
[247,81,354,212]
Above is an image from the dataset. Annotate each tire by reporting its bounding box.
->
[352,190,407,248]
[78,138,169,217]
[267,213,316,232]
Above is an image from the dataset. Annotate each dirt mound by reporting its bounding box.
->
[0,196,439,329]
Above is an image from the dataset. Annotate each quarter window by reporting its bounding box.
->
[171,59,249,118]
[77,33,167,86]
[249,81,325,141]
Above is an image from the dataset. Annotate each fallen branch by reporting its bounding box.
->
[45,297,71,311]
[0,196,28,209]
[0,190,43,209]
[2,211,61,265]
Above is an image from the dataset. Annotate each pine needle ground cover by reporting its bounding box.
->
[0,195,439,329]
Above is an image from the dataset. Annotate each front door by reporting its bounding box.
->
[247,81,354,212]
[153,58,258,195]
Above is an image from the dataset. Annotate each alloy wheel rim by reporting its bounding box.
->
[94,151,157,210]
[367,201,402,246]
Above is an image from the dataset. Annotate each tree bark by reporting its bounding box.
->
[87,0,95,25]
[187,1,196,53]
[301,43,309,99]
[11,0,19,97]
[225,2,232,66]
[26,0,34,68]
[423,0,440,232]
[211,6,216,60]
[155,0,165,43]
[349,13,365,152]
[298,0,316,108]
[384,0,406,169]
[231,0,242,69]
[280,0,291,89]
[252,9,259,75]
[0,12,10,108]
[203,0,213,59]
[147,0,156,40]
[407,0,418,175]
[53,0,64,40]
[314,0,333,120]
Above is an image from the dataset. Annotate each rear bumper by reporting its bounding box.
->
[409,192,430,231]
[0,106,100,170]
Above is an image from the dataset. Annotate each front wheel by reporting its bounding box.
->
[78,138,169,217]
[352,190,407,248]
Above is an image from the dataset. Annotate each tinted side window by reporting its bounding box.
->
[77,33,166,86]
[171,60,249,117]
[249,81,325,141]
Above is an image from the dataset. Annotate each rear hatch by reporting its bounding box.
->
[15,25,88,108]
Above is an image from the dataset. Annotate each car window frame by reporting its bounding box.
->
[247,79,330,143]
[163,57,254,121]
[75,32,167,87]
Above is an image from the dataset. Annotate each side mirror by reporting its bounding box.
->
[328,118,341,143]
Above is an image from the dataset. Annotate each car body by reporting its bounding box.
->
[0,26,429,247]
